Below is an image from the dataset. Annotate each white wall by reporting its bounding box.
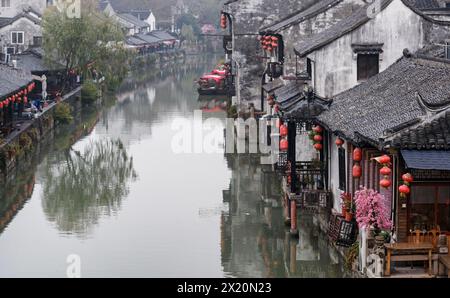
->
[308,0,425,98]
[146,12,156,31]
[0,17,42,52]
[329,134,344,212]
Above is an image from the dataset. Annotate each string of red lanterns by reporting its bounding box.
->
[312,125,323,151]
[373,154,392,189]
[399,173,413,198]
[259,35,279,52]
[220,14,227,29]
[280,121,288,151]
[352,147,362,178]
[1,82,36,109]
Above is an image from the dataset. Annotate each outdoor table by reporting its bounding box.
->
[384,242,434,276]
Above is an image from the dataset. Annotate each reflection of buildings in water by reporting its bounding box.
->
[0,174,35,235]
[221,153,345,278]
[97,57,222,145]
[0,109,101,237]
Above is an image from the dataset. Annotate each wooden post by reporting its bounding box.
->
[284,193,291,226]
[290,198,299,237]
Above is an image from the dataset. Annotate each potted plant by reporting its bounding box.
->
[346,200,356,222]
[354,187,392,242]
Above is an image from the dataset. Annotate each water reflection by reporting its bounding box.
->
[221,154,346,278]
[41,139,137,236]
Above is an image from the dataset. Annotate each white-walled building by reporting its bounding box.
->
[0,0,52,18]
[99,0,156,32]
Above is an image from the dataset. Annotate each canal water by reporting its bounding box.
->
[0,56,345,277]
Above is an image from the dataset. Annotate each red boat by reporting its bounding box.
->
[197,66,234,96]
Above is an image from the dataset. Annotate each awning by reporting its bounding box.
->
[401,150,450,171]
[262,80,284,93]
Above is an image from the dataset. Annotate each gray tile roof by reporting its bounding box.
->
[149,30,177,41]
[260,0,343,33]
[317,55,450,146]
[107,0,152,13]
[294,0,393,57]
[126,36,148,46]
[134,33,162,44]
[406,0,440,10]
[0,64,33,98]
[294,0,448,57]
[11,50,63,73]
[0,12,41,29]
[392,111,450,149]
[118,13,149,28]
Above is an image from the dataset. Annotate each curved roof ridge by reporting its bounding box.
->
[295,0,450,57]
[260,0,343,33]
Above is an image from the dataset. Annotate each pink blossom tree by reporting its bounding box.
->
[354,187,392,234]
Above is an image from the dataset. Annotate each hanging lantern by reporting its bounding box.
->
[379,155,391,164]
[24,96,28,104]
[352,164,362,178]
[314,143,323,151]
[313,125,323,133]
[380,179,392,189]
[399,184,411,195]
[280,124,288,137]
[220,14,227,29]
[402,173,414,184]
[0,102,3,109]
[313,135,323,142]
[353,148,362,162]
[280,139,288,151]
[335,138,344,147]
[380,166,392,176]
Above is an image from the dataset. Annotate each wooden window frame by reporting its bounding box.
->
[357,53,379,81]
[408,182,450,235]
[11,31,24,45]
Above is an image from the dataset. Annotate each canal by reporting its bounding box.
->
[0,56,345,278]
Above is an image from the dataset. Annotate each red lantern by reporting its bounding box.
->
[353,148,362,162]
[352,164,362,178]
[24,96,28,104]
[379,155,391,164]
[402,173,414,183]
[399,184,411,195]
[380,179,392,189]
[314,143,323,151]
[220,14,227,29]
[335,138,344,147]
[313,135,323,142]
[313,126,323,133]
[280,139,288,151]
[0,102,3,109]
[280,125,288,137]
[380,166,392,176]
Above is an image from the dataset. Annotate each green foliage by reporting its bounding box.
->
[344,242,359,271]
[18,133,33,151]
[81,81,100,104]
[181,24,196,43]
[54,102,73,124]
[42,1,129,91]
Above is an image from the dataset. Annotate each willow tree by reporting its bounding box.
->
[41,139,137,236]
[42,0,131,92]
